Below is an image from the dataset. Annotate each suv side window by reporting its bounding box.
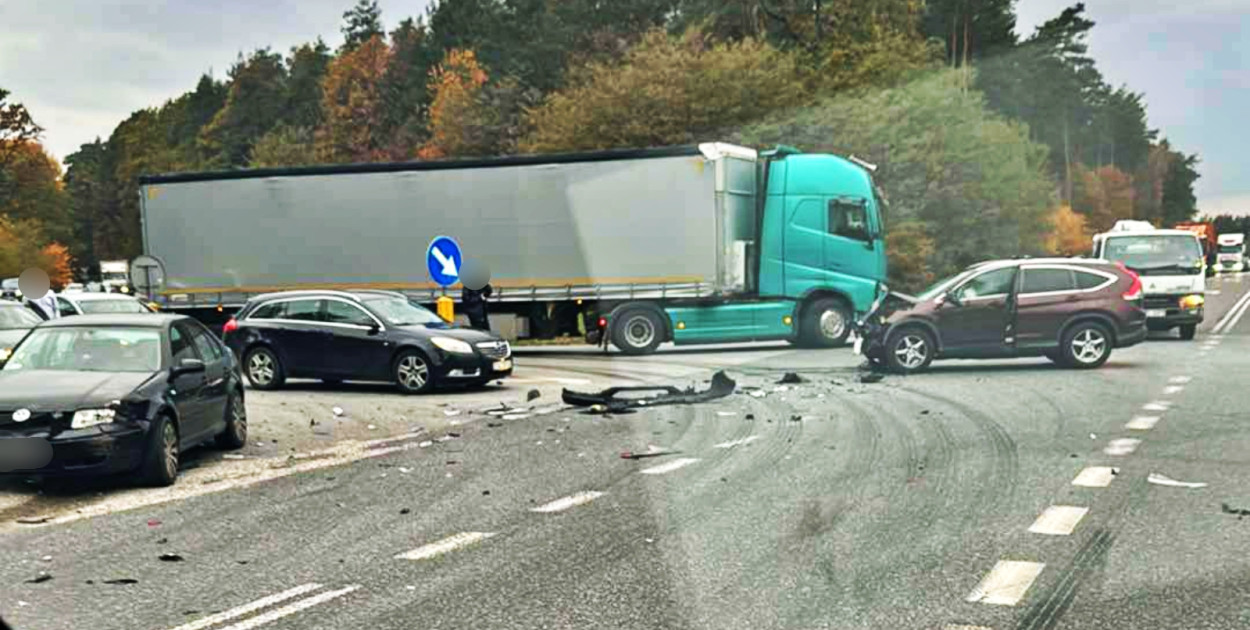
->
[1074,270,1111,290]
[1021,268,1076,294]
[283,299,323,322]
[324,300,375,327]
[248,301,286,320]
[828,199,870,241]
[189,324,223,360]
[955,268,1015,300]
[170,324,200,363]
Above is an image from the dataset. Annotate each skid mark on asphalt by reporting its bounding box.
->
[1016,529,1114,630]
[395,532,497,560]
[1028,506,1089,536]
[530,490,605,513]
[167,583,359,630]
[965,560,1045,606]
[714,435,760,449]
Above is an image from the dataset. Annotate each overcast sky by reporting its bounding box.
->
[2,1,1246,215]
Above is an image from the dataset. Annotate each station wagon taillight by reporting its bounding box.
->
[222,317,239,335]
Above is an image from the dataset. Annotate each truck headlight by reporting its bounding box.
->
[431,337,473,354]
[1179,294,1204,309]
[0,347,10,362]
[71,409,115,429]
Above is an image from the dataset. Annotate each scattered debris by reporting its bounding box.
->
[236,560,248,565]
[527,389,542,402]
[158,553,184,562]
[222,454,246,460]
[398,467,412,474]
[588,404,610,414]
[40,555,51,562]
[367,424,378,430]
[332,406,344,417]
[621,446,680,460]
[745,413,755,420]
[103,578,138,585]
[789,415,803,422]
[777,372,806,384]
[859,373,884,384]
[156,538,168,545]
[502,413,531,421]
[920,410,930,415]
[748,390,767,399]
[399,508,411,515]
[16,515,49,525]
[1090,433,1097,440]
[564,371,736,411]
[1147,473,1207,488]
[716,411,736,417]
[417,440,434,448]
[1221,503,1250,518]
[442,409,461,417]
[772,385,790,393]
[25,573,52,584]
[147,519,162,528]
[487,422,503,428]
[482,490,491,496]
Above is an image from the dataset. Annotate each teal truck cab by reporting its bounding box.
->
[591,143,889,354]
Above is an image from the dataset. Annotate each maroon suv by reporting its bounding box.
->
[854,258,1147,373]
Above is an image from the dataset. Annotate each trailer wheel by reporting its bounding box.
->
[799,297,852,348]
[611,308,664,355]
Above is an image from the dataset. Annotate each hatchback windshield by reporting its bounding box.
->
[363,297,445,326]
[1102,235,1203,270]
[0,305,40,329]
[3,327,162,372]
[77,298,150,314]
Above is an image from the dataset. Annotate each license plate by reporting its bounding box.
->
[852,335,864,355]
[1146,309,1167,318]
[492,359,512,371]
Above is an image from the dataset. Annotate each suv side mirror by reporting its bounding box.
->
[170,357,206,379]
[941,291,963,308]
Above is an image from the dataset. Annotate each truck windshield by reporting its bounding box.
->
[363,297,445,326]
[1102,235,1203,271]
[1219,244,1244,253]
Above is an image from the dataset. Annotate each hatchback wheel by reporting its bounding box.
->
[244,347,285,390]
[1061,322,1112,369]
[884,327,935,374]
[139,415,179,487]
[215,390,247,450]
[394,350,433,394]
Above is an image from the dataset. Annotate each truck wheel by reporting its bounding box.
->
[611,308,664,355]
[244,347,285,390]
[799,297,852,348]
[394,349,434,394]
[884,327,935,374]
[1178,324,1197,340]
[1061,322,1112,369]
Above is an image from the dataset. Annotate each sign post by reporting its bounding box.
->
[128,255,165,303]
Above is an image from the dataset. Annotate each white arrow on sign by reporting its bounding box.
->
[431,246,458,277]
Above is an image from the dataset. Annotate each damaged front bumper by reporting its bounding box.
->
[562,370,736,412]
[851,285,911,361]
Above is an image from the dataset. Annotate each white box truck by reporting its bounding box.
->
[1215,233,1247,273]
[1093,220,1205,340]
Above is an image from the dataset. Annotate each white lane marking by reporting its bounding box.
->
[640,457,701,475]
[1147,473,1208,488]
[1162,385,1185,395]
[507,377,593,385]
[965,560,1045,606]
[1072,467,1118,487]
[530,490,605,513]
[1028,505,1089,536]
[714,435,760,449]
[1212,287,1250,334]
[215,585,361,630]
[1142,401,1172,412]
[1103,438,1141,456]
[1209,289,1222,295]
[168,584,324,630]
[1125,416,1160,431]
[395,532,496,560]
[1168,376,1192,384]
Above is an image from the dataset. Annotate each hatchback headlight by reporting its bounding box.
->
[431,337,473,354]
[71,409,115,429]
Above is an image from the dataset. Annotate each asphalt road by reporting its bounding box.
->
[3,275,1250,630]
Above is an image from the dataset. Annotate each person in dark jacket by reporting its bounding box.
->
[461,283,493,330]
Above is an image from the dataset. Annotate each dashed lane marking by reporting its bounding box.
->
[169,584,324,630]
[1162,385,1185,395]
[1168,376,1192,384]
[1103,438,1141,456]
[1125,416,1160,431]
[943,625,994,630]
[530,491,605,513]
[1028,506,1089,536]
[966,560,1046,606]
[714,435,760,449]
[395,532,496,560]
[1071,467,1117,488]
[1212,287,1250,334]
[640,457,701,475]
[214,585,361,630]
[1142,401,1172,412]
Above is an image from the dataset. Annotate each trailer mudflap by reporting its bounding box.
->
[562,370,736,411]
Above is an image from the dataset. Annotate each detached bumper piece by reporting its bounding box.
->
[562,370,736,412]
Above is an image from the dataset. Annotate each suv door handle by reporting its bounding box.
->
[1065,294,1080,302]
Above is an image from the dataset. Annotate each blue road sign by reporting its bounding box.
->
[426,236,463,287]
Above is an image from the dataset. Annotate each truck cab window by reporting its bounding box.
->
[828,200,870,241]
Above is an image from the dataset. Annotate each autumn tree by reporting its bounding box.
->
[523,29,806,153]
[1072,164,1134,233]
[0,141,71,244]
[1045,204,1089,256]
[316,34,391,163]
[199,49,289,167]
[250,125,317,167]
[418,49,531,159]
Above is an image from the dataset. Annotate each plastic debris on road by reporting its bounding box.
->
[158,553,184,562]
[25,573,51,584]
[332,406,344,417]
[502,413,531,420]
[222,454,246,460]
[717,411,736,417]
[777,372,806,384]
[527,389,541,401]
[859,373,884,384]
[564,371,736,412]
[443,409,461,417]
[103,578,138,585]
[1221,503,1250,517]
[1147,473,1207,489]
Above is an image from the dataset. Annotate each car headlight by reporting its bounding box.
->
[71,409,115,429]
[431,336,473,354]
[1179,294,1204,309]
[0,347,10,362]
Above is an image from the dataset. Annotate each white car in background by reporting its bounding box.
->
[55,292,157,316]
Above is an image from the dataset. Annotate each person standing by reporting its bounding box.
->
[26,288,60,321]
[461,282,493,331]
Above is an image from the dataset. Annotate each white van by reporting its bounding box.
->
[1093,220,1205,340]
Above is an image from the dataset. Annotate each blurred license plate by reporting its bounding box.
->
[1145,309,1167,318]
[852,334,864,355]
[493,359,512,371]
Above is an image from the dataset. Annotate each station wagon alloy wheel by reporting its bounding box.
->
[397,354,429,391]
[1070,328,1107,365]
[248,353,275,385]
